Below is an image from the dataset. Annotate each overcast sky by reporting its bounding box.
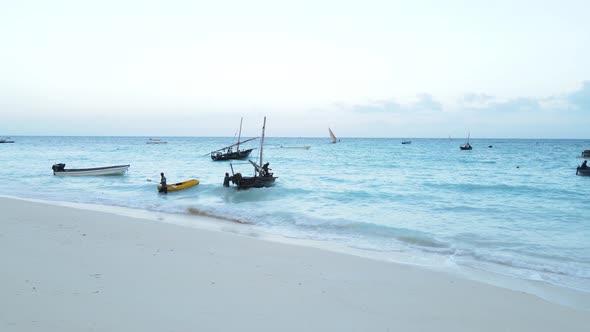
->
[1,0,590,138]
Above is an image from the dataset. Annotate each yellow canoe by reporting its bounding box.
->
[158,179,199,192]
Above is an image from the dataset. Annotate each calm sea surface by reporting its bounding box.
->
[1,136,589,293]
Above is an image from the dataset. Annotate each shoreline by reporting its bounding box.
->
[3,194,590,312]
[1,196,589,331]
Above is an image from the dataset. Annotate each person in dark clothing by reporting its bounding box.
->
[262,162,270,176]
[581,160,588,169]
[223,172,231,187]
[159,172,167,194]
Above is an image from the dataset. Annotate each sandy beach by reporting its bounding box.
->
[1,196,588,331]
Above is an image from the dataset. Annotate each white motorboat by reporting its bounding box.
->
[52,163,130,176]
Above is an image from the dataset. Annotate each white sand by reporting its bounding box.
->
[1,197,588,331]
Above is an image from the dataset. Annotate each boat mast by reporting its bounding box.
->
[258,117,266,176]
[237,117,243,151]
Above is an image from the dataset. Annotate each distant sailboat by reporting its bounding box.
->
[460,132,472,150]
[328,128,339,143]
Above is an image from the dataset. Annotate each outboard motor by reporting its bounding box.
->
[52,163,66,172]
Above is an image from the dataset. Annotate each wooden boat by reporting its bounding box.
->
[401,140,411,144]
[576,167,590,176]
[0,138,15,143]
[146,138,167,144]
[211,145,255,161]
[158,179,199,192]
[228,117,277,189]
[210,118,258,161]
[52,163,129,176]
[460,133,472,150]
[329,128,340,143]
[581,150,590,158]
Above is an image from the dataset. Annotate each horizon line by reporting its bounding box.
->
[2,135,589,140]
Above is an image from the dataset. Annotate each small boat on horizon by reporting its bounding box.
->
[329,128,340,144]
[52,163,130,176]
[401,140,412,144]
[460,133,472,150]
[0,137,15,143]
[146,138,167,144]
[280,145,311,150]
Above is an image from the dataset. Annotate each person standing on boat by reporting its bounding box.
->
[159,172,168,194]
[262,162,270,176]
[581,160,588,169]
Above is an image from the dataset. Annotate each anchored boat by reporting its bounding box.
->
[280,145,311,150]
[460,132,472,150]
[52,163,129,176]
[146,138,167,144]
[210,118,258,161]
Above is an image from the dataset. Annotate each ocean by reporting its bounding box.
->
[1,136,589,295]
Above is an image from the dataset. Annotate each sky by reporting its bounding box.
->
[1,0,590,138]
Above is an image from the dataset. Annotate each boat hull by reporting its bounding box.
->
[158,179,199,192]
[234,175,277,189]
[576,168,590,176]
[53,165,130,176]
[0,140,15,143]
[211,149,253,161]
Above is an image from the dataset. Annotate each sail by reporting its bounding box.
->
[328,128,337,143]
[236,117,243,151]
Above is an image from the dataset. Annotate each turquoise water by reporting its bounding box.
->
[1,136,589,293]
